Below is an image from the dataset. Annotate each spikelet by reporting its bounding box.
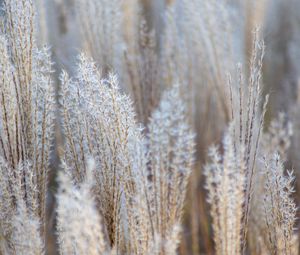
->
[57,161,107,255]
[60,54,195,254]
[11,201,43,255]
[205,124,245,255]
[123,84,195,255]
[261,153,297,255]
[249,113,293,253]
[226,30,268,252]
[146,84,195,250]
[0,0,55,250]
[60,54,141,250]
[0,159,43,253]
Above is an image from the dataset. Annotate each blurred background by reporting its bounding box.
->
[2,0,300,254]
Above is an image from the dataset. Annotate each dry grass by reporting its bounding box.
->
[1,0,300,255]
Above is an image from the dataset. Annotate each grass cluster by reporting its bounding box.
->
[0,0,299,254]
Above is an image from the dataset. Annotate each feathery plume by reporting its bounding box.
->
[205,125,245,255]
[261,153,297,255]
[57,161,108,255]
[60,54,141,250]
[0,0,55,250]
